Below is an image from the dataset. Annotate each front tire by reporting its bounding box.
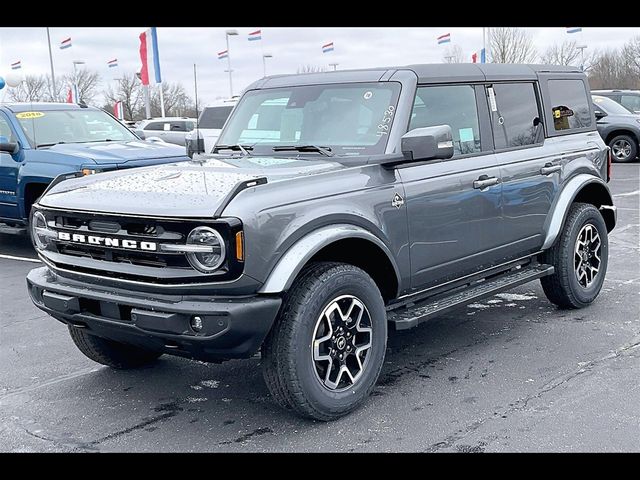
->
[540,202,609,309]
[68,326,162,369]
[262,262,387,421]
[609,134,638,163]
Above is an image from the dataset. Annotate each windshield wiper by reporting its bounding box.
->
[272,145,334,157]
[213,144,253,156]
[36,142,65,148]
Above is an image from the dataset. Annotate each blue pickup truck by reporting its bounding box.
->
[0,102,189,228]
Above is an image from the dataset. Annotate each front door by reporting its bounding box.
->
[0,112,20,220]
[398,84,503,290]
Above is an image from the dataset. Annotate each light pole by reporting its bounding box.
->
[72,60,85,102]
[262,53,273,77]
[576,44,588,71]
[225,29,238,98]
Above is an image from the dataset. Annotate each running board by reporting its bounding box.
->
[387,264,554,331]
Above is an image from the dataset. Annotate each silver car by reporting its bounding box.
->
[134,117,196,146]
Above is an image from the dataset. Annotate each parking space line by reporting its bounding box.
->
[0,254,41,263]
[614,189,639,197]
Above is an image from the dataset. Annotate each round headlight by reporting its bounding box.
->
[31,210,50,250]
[185,226,226,273]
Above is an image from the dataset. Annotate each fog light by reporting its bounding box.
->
[190,316,204,332]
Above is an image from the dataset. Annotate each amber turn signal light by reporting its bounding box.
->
[235,231,244,261]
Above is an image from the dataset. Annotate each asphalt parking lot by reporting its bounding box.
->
[1,163,638,453]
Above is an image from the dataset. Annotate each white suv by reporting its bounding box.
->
[134,117,196,146]
[185,98,237,157]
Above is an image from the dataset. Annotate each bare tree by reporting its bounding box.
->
[588,48,638,89]
[104,73,144,121]
[541,40,581,66]
[149,82,194,117]
[7,75,48,102]
[43,75,66,102]
[297,65,327,73]
[621,35,640,80]
[442,45,465,63]
[63,69,101,105]
[490,27,537,63]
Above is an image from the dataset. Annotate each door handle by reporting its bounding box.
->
[473,175,499,190]
[540,163,562,175]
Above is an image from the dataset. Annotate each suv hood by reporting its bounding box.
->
[39,155,346,217]
[46,140,188,166]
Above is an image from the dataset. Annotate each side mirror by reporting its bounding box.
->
[0,141,19,155]
[401,125,454,162]
[594,109,607,120]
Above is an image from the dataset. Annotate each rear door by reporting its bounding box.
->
[398,83,503,290]
[489,82,557,255]
[166,121,187,145]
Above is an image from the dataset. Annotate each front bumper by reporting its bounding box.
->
[27,266,282,362]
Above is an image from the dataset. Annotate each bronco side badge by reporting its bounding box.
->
[392,193,404,209]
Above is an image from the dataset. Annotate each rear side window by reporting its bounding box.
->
[410,85,481,156]
[170,122,185,131]
[144,122,163,131]
[621,94,640,113]
[489,83,542,149]
[199,106,233,129]
[547,79,592,132]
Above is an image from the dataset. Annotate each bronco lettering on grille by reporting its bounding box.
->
[57,231,157,251]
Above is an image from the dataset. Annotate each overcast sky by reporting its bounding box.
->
[0,27,637,106]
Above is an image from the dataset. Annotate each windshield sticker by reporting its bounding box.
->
[459,128,475,143]
[16,111,45,119]
[363,91,373,100]
[376,105,395,137]
[246,157,299,167]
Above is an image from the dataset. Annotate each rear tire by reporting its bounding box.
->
[540,202,609,309]
[262,262,387,421]
[68,326,162,369]
[608,134,638,163]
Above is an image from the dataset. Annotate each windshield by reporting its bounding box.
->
[15,109,138,147]
[199,106,234,129]
[593,95,633,115]
[217,82,402,156]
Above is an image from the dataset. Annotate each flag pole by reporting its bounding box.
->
[46,27,57,100]
[159,85,165,117]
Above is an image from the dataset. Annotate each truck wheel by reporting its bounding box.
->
[68,326,162,369]
[540,202,609,309]
[262,262,387,421]
[609,134,637,163]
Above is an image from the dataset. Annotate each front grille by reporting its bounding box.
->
[36,208,243,285]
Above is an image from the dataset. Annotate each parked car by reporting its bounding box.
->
[592,94,640,163]
[185,99,237,157]
[592,89,640,114]
[27,64,615,420]
[134,117,197,146]
[0,102,190,230]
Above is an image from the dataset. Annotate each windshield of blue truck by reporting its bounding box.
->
[217,82,402,156]
[14,109,138,148]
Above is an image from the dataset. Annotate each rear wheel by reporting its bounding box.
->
[262,262,387,421]
[608,134,638,163]
[68,326,162,369]
[541,202,609,308]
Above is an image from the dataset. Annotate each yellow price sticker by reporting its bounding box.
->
[553,109,561,119]
[16,111,45,119]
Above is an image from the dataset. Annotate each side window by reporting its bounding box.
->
[185,121,195,131]
[621,95,640,113]
[144,122,163,131]
[170,122,185,131]
[547,79,592,132]
[409,85,481,156]
[490,83,541,149]
[0,115,16,144]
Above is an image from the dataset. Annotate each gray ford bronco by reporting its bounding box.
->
[27,64,616,420]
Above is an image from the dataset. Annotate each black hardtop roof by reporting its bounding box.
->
[251,63,584,89]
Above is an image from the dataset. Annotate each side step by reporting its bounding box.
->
[387,263,554,331]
